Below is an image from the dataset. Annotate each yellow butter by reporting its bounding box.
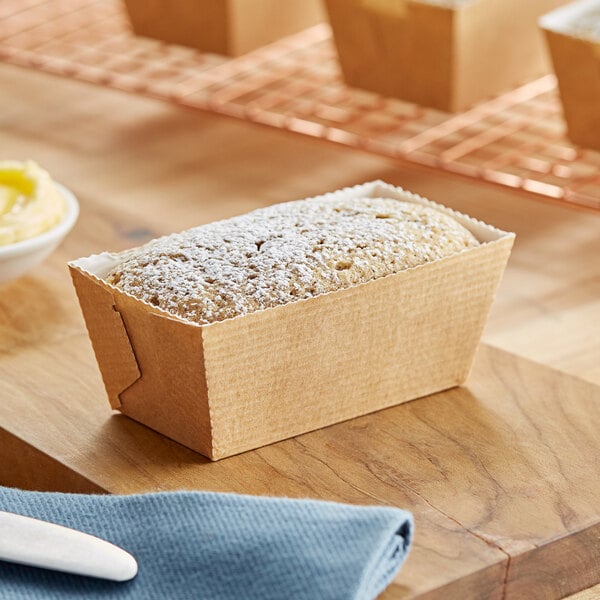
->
[0,161,65,246]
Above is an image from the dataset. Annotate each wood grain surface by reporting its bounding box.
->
[566,584,600,600]
[1,63,600,599]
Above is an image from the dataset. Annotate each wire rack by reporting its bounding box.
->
[1,0,599,210]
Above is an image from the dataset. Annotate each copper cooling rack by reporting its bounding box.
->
[1,0,599,210]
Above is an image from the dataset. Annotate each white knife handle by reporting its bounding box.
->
[0,511,138,582]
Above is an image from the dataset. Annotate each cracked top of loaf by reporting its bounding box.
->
[105,196,479,325]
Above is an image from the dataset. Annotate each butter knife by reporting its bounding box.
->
[0,511,138,581]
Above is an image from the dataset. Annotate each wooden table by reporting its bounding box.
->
[1,63,599,599]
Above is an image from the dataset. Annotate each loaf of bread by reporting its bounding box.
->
[563,8,600,41]
[106,196,479,325]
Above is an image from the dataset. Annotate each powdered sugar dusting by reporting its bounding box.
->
[563,8,600,41]
[106,197,479,324]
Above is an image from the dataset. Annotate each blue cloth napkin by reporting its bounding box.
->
[0,486,413,599]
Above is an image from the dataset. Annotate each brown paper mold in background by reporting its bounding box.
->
[69,182,515,461]
[122,0,325,57]
[323,0,570,112]
[541,0,600,151]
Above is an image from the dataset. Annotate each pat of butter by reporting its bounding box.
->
[0,161,65,246]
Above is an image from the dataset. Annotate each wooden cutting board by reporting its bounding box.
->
[2,342,599,599]
[1,62,599,600]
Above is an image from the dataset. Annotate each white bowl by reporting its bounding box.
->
[0,183,79,284]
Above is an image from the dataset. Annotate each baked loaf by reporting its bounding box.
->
[106,197,479,325]
[563,9,600,41]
